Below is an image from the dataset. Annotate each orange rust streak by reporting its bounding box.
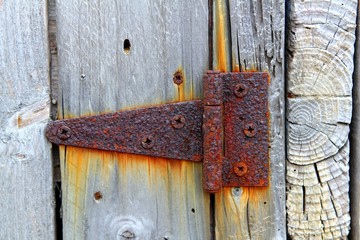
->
[215,0,228,72]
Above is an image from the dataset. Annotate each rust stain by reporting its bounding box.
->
[215,0,229,72]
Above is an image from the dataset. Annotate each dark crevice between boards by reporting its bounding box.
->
[210,193,216,240]
[48,0,63,239]
[208,0,214,70]
[208,1,216,239]
[225,0,233,71]
[284,0,291,238]
[350,2,360,239]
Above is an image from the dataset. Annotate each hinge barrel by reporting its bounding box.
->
[203,71,223,192]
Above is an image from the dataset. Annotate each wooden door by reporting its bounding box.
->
[55,0,210,239]
[2,0,358,239]
[54,0,288,239]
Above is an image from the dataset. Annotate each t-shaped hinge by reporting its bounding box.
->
[46,71,269,192]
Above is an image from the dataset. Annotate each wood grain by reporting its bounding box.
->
[55,0,210,239]
[0,1,55,239]
[350,2,360,239]
[213,0,286,239]
[286,0,357,238]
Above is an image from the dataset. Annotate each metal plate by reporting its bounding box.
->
[222,72,269,186]
[46,101,204,161]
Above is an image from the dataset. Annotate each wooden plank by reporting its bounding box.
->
[55,0,210,239]
[213,0,286,239]
[286,0,357,238]
[0,1,55,239]
[350,2,360,239]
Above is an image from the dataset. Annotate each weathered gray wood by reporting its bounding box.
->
[350,2,360,239]
[213,0,286,239]
[286,0,357,238]
[55,0,210,239]
[0,1,55,239]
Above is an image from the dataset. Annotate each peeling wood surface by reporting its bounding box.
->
[0,1,55,239]
[350,2,360,239]
[213,0,286,239]
[286,0,357,239]
[55,0,210,239]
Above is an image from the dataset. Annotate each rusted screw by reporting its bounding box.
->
[233,162,248,177]
[141,135,154,149]
[94,191,103,201]
[171,115,185,129]
[173,71,183,85]
[244,123,256,137]
[57,125,71,140]
[234,83,247,97]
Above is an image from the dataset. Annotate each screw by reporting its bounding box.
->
[94,191,103,201]
[173,71,183,85]
[244,122,256,137]
[141,135,154,149]
[233,162,248,177]
[57,125,71,140]
[234,83,247,97]
[171,115,185,129]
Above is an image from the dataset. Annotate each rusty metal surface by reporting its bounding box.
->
[202,70,223,192]
[222,72,269,186]
[46,101,204,161]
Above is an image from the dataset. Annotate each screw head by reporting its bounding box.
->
[57,125,71,140]
[141,135,154,149]
[233,162,248,177]
[234,83,247,97]
[173,71,183,85]
[171,115,185,129]
[244,122,256,137]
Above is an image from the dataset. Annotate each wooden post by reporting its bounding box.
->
[213,1,286,239]
[286,0,357,238]
[0,1,55,239]
[55,0,210,238]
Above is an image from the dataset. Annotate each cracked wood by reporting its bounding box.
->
[286,0,357,239]
[55,0,210,239]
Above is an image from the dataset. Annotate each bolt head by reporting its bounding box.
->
[173,72,183,85]
[234,83,247,97]
[141,135,154,149]
[244,122,256,137]
[233,162,248,177]
[57,125,71,140]
[171,115,185,129]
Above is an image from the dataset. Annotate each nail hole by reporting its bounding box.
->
[94,191,103,201]
[191,208,195,213]
[264,202,267,205]
[123,39,131,54]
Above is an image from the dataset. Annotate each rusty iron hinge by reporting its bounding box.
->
[46,71,269,192]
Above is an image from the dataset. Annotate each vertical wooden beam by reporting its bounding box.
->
[286,0,357,238]
[350,2,360,239]
[55,0,210,238]
[214,0,286,239]
[0,1,55,239]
